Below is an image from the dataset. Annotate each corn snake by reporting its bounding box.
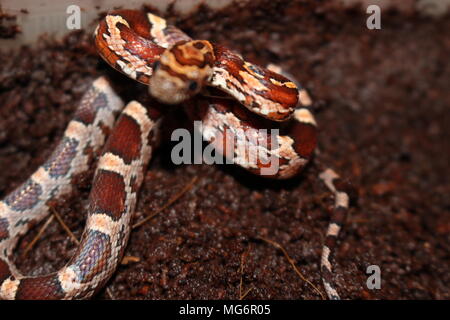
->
[0,9,350,299]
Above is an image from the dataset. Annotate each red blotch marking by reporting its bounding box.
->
[89,170,126,220]
[0,259,11,283]
[15,274,65,300]
[213,45,244,82]
[104,114,142,164]
[263,69,299,107]
[291,123,317,159]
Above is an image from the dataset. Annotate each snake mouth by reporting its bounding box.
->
[148,67,192,104]
[148,83,189,105]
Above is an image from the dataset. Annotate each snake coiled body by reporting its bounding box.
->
[0,10,349,299]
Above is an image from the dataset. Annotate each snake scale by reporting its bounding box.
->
[0,10,350,300]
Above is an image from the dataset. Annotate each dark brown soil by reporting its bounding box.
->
[0,1,449,299]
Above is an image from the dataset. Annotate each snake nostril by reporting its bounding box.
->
[188,81,198,91]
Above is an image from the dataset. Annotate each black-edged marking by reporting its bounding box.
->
[89,169,126,220]
[4,180,42,212]
[72,230,112,283]
[43,137,79,178]
[74,91,108,125]
[15,274,65,300]
[103,113,143,164]
[290,122,317,160]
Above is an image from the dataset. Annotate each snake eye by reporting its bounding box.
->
[153,61,160,71]
[188,81,198,91]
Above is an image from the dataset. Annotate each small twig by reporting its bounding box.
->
[257,236,325,300]
[52,207,80,245]
[239,252,245,299]
[121,255,141,265]
[22,215,55,257]
[239,251,254,300]
[132,176,198,229]
[239,249,254,300]
[240,286,253,300]
[106,287,115,300]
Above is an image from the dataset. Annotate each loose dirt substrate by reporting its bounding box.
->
[0,1,448,299]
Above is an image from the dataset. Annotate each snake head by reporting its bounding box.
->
[149,40,215,104]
